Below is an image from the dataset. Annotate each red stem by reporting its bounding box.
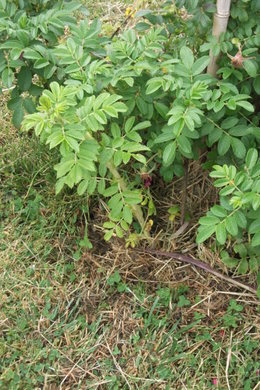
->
[137,248,257,295]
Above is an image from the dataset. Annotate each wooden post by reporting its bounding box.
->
[207,0,231,77]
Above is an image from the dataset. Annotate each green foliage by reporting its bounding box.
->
[134,0,216,52]
[197,149,260,246]
[197,148,260,294]
[222,299,244,328]
[20,19,258,243]
[0,0,90,127]
[197,150,260,296]
[4,0,58,14]
[195,0,260,294]
[107,271,127,292]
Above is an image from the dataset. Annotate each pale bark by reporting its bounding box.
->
[207,0,232,76]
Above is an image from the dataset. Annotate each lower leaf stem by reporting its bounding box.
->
[106,160,147,233]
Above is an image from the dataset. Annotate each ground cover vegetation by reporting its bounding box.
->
[0,0,260,388]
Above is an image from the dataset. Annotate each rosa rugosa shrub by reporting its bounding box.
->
[0,0,259,294]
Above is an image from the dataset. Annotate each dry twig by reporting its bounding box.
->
[137,248,257,294]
